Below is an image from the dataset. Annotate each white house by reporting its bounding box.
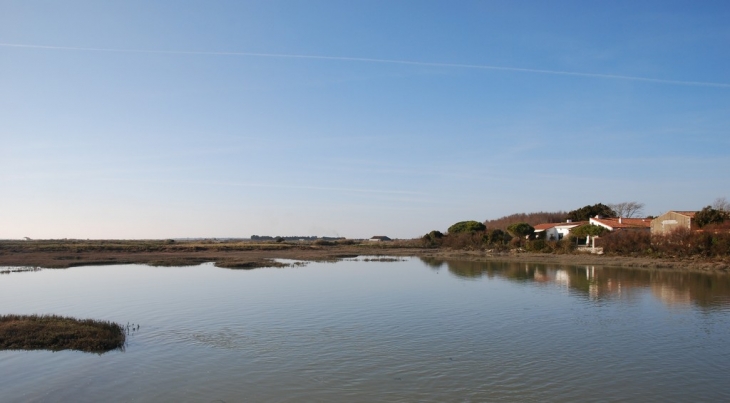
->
[533,221,586,241]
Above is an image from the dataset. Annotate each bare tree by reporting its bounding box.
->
[713,197,729,212]
[608,201,645,218]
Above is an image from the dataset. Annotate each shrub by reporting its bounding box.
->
[509,237,524,248]
[483,211,567,231]
[441,231,486,250]
[552,239,576,254]
[695,206,729,228]
[598,228,730,258]
[448,221,487,234]
[485,229,510,245]
[567,203,617,221]
[525,239,546,252]
[652,229,730,258]
[421,230,444,247]
[506,222,535,238]
[598,231,651,255]
[571,224,607,238]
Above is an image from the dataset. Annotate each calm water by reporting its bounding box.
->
[1,258,729,402]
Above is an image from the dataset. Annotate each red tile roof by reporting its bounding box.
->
[534,221,587,231]
[534,223,559,230]
[591,217,651,230]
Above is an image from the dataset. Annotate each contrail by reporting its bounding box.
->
[2,42,729,88]
[105,177,428,196]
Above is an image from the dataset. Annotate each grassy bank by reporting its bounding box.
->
[0,239,421,269]
[1,239,728,272]
[0,314,125,353]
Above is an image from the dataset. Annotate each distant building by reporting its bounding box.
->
[369,236,392,242]
[650,211,697,235]
[533,221,586,241]
[589,216,651,232]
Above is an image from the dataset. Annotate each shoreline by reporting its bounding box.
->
[1,240,728,273]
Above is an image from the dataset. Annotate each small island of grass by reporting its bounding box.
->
[0,314,125,354]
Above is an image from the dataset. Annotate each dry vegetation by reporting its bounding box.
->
[0,239,424,269]
[0,314,125,353]
[483,211,567,230]
[1,235,729,273]
[598,227,730,258]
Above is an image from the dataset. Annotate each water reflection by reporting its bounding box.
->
[419,257,730,309]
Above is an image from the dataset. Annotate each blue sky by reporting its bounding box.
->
[1,0,729,239]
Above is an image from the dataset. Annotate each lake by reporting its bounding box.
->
[1,257,729,402]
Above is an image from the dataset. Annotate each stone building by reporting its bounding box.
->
[650,211,697,235]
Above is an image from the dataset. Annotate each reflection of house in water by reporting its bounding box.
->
[530,264,549,282]
[651,284,692,306]
[419,257,730,309]
[558,266,636,302]
[554,269,570,287]
[525,264,570,287]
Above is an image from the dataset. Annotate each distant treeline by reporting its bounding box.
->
[483,211,568,230]
[250,235,346,241]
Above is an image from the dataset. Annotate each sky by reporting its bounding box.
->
[1,0,729,239]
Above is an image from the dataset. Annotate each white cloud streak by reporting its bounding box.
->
[104,178,429,196]
[2,43,729,89]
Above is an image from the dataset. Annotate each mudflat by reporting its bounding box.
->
[0,239,728,273]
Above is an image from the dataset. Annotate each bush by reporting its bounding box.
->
[506,222,535,238]
[440,231,486,250]
[421,230,444,247]
[695,206,729,228]
[567,203,617,221]
[525,239,546,252]
[598,228,730,258]
[509,237,525,248]
[653,229,730,258]
[552,239,576,254]
[448,221,487,234]
[571,224,607,237]
[598,231,651,255]
[485,229,510,245]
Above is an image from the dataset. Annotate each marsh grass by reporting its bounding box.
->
[214,259,289,269]
[362,257,406,262]
[0,239,295,254]
[0,314,125,353]
[0,239,419,259]
[0,266,42,275]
